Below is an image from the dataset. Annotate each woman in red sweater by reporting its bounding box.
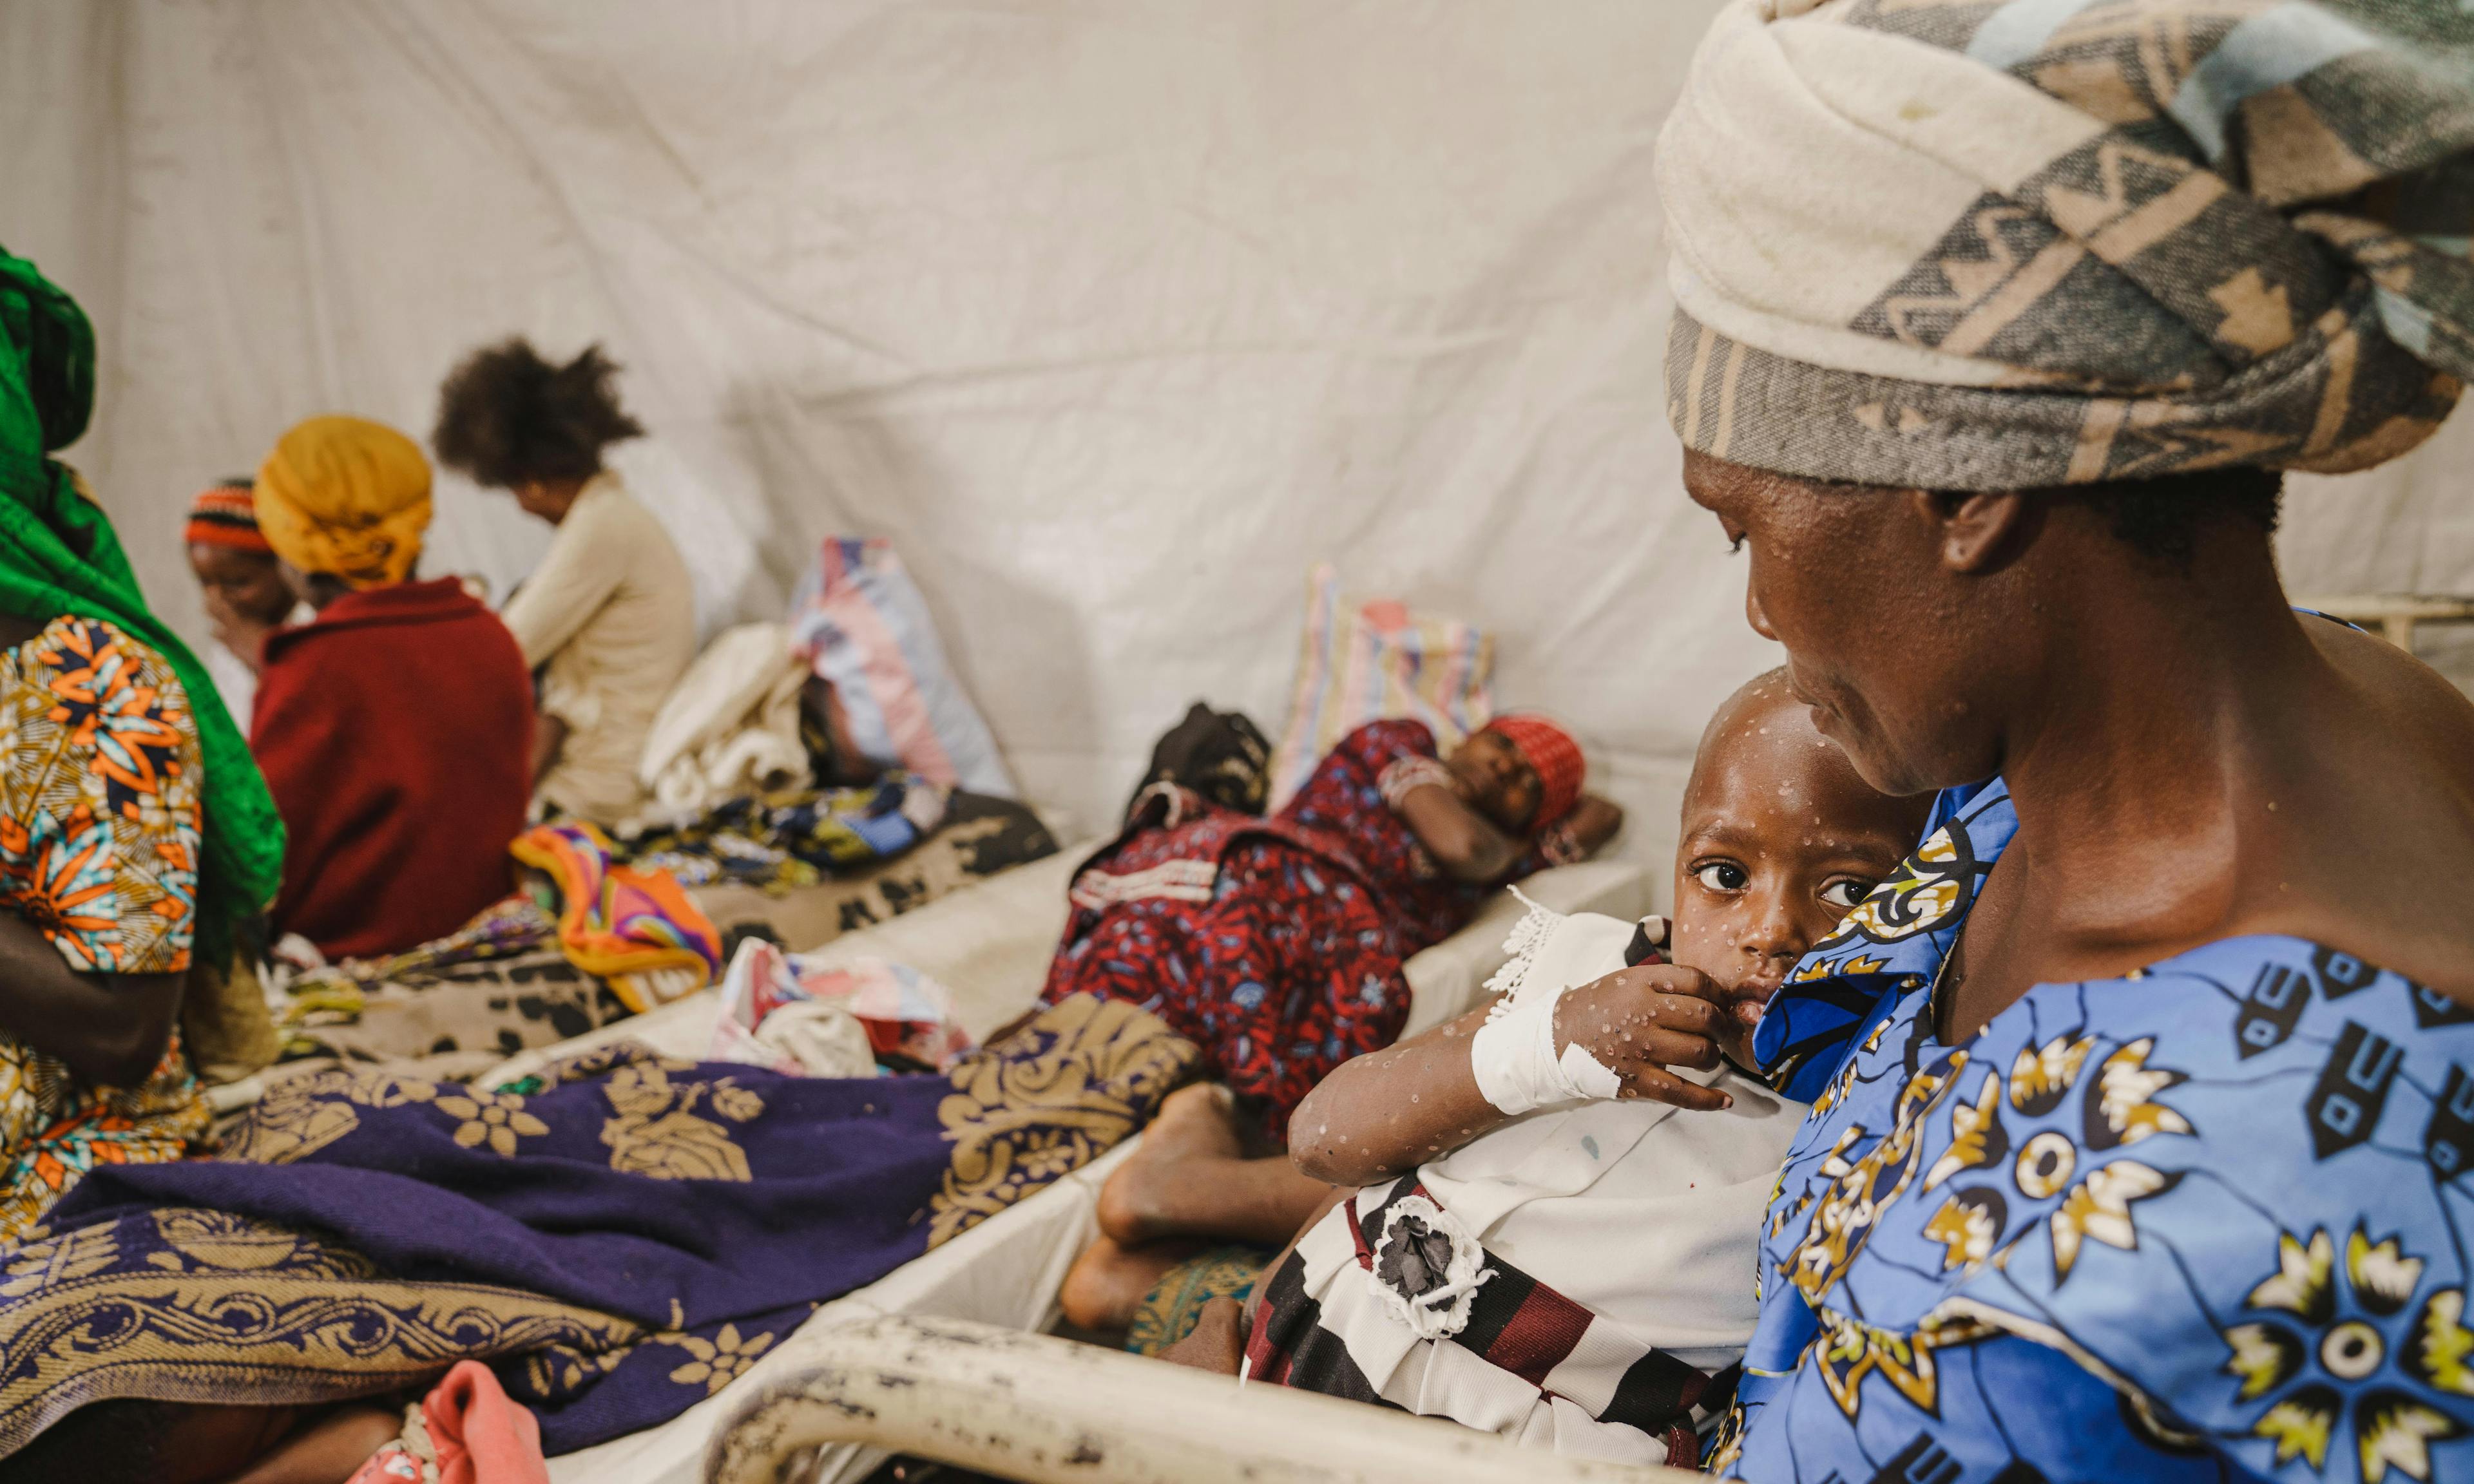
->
[250,415,534,961]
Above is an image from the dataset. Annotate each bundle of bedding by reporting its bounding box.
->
[0,994,1194,1461]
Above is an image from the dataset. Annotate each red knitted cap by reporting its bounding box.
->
[1482,712,1584,829]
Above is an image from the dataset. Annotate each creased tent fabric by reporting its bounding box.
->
[11,3,2471,891]
[1658,0,2474,491]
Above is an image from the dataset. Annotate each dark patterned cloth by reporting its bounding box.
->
[0,994,1192,1460]
[1040,721,1544,1132]
[1661,0,2474,492]
[1719,777,2474,1484]
[1126,703,1274,817]
[615,772,963,893]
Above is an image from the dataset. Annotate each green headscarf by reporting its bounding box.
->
[0,247,283,964]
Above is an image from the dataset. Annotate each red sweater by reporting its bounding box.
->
[254,578,535,960]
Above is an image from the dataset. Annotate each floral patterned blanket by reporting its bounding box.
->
[0,994,1191,1460]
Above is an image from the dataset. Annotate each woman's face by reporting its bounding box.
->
[1683,450,2006,799]
[186,544,294,629]
[1445,728,1542,835]
[511,477,588,524]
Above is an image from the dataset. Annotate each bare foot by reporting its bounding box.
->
[1059,1234,1206,1332]
[1154,1296,1247,1375]
[1097,1083,1246,1245]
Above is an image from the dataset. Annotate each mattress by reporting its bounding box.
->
[494,851,1650,1483]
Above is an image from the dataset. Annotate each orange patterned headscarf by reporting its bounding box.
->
[253,416,432,589]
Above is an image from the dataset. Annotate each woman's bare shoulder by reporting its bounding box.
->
[2308,614,2474,781]
[2296,614,2474,994]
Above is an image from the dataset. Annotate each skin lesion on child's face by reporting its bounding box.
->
[1666,684,1932,1013]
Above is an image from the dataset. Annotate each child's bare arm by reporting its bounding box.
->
[1289,964,1740,1188]
[1289,1007,1503,1186]
[1393,783,1524,883]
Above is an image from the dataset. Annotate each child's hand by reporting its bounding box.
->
[1549,965,1741,1110]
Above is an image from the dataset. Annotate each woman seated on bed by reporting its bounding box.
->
[0,260,1193,1484]
[0,249,285,1241]
[251,416,536,960]
[1041,714,1622,1132]
[432,338,696,828]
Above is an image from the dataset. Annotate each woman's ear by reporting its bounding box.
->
[1910,488,2039,575]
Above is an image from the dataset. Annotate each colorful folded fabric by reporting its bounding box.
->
[508,822,724,1014]
[1268,564,1494,810]
[711,938,975,1074]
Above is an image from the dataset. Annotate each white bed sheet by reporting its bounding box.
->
[504,853,1649,1483]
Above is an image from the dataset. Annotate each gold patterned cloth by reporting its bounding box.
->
[0,616,213,1240]
[1659,0,2473,490]
[0,994,1193,1460]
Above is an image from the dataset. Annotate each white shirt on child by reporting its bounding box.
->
[1416,910,1805,1374]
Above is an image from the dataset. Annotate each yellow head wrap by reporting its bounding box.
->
[253,415,432,589]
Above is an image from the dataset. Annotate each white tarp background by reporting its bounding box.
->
[5,0,2471,904]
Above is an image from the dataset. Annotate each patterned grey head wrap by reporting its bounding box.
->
[1656,0,2474,490]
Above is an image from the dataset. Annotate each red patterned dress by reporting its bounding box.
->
[1040,720,1541,1131]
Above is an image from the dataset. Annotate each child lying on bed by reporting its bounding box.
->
[1040,712,1623,1136]
[1081,669,1929,1466]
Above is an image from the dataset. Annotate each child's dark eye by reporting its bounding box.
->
[1694,861,1748,892]
[1819,878,1875,908]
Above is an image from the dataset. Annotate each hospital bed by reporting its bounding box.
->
[477,844,1651,1484]
[702,1314,1701,1484]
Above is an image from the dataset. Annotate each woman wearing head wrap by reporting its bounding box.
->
[432,339,696,826]
[1039,714,1623,1134]
[249,415,537,960]
[182,477,297,732]
[0,249,287,1235]
[1641,3,2474,1479]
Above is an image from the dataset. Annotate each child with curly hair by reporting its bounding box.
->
[433,338,696,826]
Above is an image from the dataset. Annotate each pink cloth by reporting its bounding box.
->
[348,1361,548,1484]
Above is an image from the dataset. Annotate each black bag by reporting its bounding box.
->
[1127,702,1273,819]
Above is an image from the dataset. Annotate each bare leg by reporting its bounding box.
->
[1059,1235,1209,1332]
[1155,1296,1247,1375]
[1098,1085,1336,1247]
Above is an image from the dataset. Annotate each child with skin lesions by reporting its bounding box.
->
[1074,669,1929,1467]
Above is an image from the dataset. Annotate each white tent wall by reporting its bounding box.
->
[4,0,2469,908]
